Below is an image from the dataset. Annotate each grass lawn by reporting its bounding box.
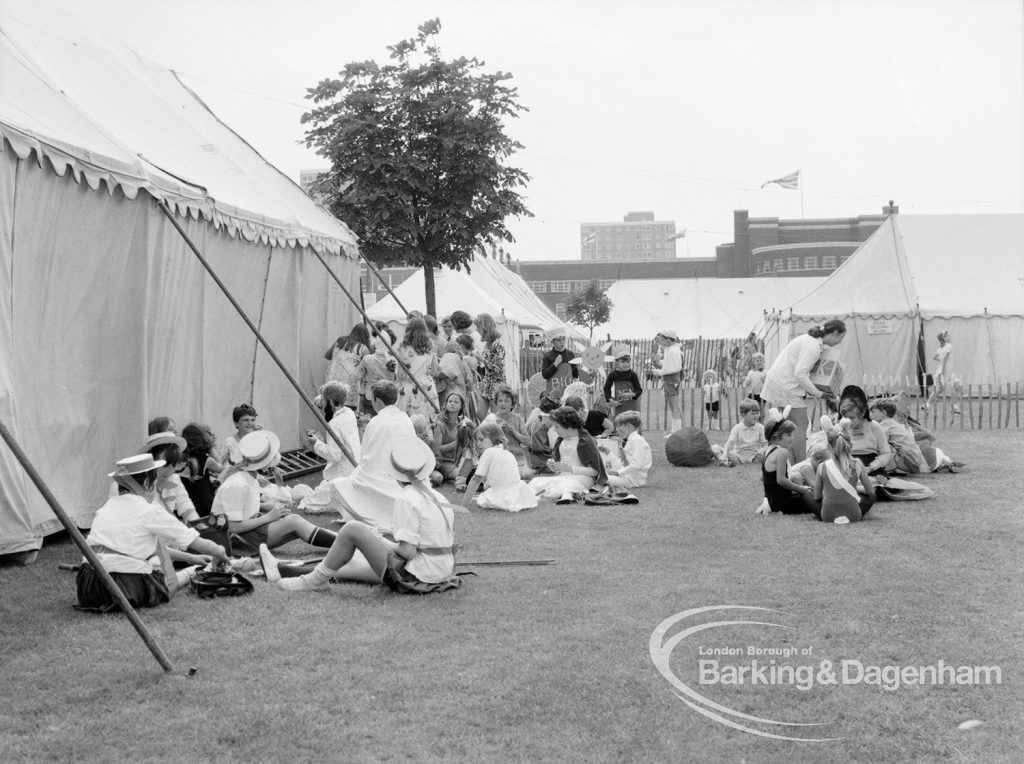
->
[1,428,1022,763]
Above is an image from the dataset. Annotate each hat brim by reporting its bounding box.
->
[143,432,187,453]
[238,431,281,471]
[382,438,436,484]
[109,458,166,478]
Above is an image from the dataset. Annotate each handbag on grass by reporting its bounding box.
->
[190,568,254,598]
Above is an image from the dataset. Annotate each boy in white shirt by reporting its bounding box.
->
[606,411,653,489]
[719,400,768,466]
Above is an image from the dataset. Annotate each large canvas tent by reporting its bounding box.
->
[366,256,583,385]
[0,1,360,553]
[763,214,1024,387]
[593,276,825,341]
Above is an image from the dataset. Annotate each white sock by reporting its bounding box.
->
[671,418,681,432]
[307,562,338,587]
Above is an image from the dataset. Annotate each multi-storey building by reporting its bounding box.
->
[580,211,678,261]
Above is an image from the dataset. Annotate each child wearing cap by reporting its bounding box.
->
[603,350,642,415]
[212,430,339,555]
[652,330,683,434]
[541,330,578,397]
[77,454,230,612]
[263,438,462,594]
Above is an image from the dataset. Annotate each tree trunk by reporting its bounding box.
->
[423,261,436,318]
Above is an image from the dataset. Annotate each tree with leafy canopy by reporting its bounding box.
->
[565,281,613,341]
[302,19,531,317]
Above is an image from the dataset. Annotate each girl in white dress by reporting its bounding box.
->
[464,423,538,512]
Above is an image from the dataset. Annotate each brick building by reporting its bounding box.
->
[716,209,888,278]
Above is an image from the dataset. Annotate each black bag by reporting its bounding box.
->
[190,568,254,599]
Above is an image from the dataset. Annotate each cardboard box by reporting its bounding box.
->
[809,357,844,398]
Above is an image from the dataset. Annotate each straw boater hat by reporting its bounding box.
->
[142,431,186,452]
[108,454,166,478]
[237,431,281,471]
[383,438,436,484]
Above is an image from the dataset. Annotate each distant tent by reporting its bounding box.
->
[763,214,1024,387]
[593,277,825,340]
[0,0,360,552]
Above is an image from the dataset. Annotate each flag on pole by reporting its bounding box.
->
[581,232,597,248]
[667,229,687,241]
[761,169,800,190]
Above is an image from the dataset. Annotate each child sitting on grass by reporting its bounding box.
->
[432,391,475,488]
[180,423,222,518]
[218,403,260,475]
[528,406,608,504]
[463,422,538,511]
[491,385,532,475]
[299,382,361,512]
[411,413,444,486]
[605,411,652,490]
[717,399,767,466]
[262,439,462,594]
[212,430,339,555]
[77,454,229,612]
[811,420,876,524]
[525,392,561,475]
[868,399,927,474]
[759,412,815,516]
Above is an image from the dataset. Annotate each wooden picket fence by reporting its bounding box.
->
[518,341,1024,432]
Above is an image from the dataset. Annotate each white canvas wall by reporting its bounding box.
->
[0,149,358,543]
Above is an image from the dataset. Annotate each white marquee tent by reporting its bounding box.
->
[592,276,825,341]
[0,0,361,554]
[763,214,1024,387]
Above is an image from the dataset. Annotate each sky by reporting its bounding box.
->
[40,0,1024,262]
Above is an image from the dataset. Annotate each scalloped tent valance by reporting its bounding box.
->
[0,0,358,258]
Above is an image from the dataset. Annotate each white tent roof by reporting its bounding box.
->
[594,276,825,340]
[0,0,358,255]
[367,256,582,339]
[789,214,1024,319]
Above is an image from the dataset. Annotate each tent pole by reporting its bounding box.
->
[308,248,441,415]
[0,419,176,673]
[360,254,410,317]
[156,200,356,467]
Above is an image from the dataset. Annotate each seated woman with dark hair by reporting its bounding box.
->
[838,387,891,476]
[527,406,607,504]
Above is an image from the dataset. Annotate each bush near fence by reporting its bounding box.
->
[519,341,1023,432]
